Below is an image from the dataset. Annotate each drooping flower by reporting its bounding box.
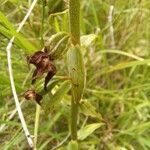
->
[27,51,56,90]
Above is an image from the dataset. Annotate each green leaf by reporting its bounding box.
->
[0,11,15,31]
[0,11,36,52]
[42,80,71,112]
[49,80,70,107]
[138,137,150,148]
[79,100,102,120]
[0,26,22,48]
[49,35,70,59]
[67,45,86,103]
[38,79,60,95]
[78,123,104,140]
[0,120,20,127]
[45,32,68,53]
[81,34,97,47]
[106,59,150,74]
[67,140,78,150]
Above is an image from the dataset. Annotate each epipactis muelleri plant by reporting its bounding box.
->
[24,32,70,104]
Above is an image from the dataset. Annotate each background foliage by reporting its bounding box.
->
[0,0,150,149]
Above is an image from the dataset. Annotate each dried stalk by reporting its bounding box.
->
[6,0,38,148]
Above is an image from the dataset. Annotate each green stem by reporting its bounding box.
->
[69,0,80,45]
[69,0,80,140]
[70,99,78,140]
[34,104,41,149]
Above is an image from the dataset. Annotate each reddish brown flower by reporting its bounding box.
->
[27,51,56,90]
[23,89,42,105]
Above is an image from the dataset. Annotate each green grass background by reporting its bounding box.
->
[0,0,150,149]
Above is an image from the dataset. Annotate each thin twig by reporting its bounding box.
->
[6,0,38,148]
[108,5,115,49]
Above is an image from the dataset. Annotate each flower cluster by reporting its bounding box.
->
[24,49,56,104]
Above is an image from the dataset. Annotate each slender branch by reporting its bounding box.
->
[7,41,34,147]
[6,0,38,148]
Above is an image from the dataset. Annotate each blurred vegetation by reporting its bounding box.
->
[0,0,150,149]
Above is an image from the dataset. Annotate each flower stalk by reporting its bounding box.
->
[68,0,85,142]
[69,0,80,45]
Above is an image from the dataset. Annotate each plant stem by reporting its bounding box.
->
[70,99,78,140]
[69,0,80,140]
[69,0,80,45]
[34,104,41,149]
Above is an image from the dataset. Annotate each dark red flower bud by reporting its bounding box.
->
[23,90,42,105]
